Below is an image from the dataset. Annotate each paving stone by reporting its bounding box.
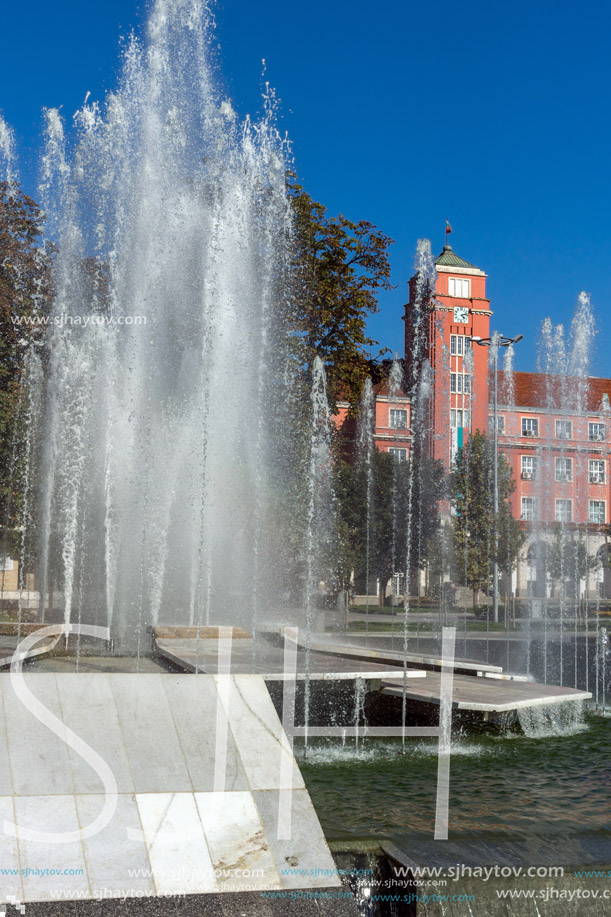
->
[0,673,336,906]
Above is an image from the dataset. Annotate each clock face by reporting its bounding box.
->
[454,307,469,323]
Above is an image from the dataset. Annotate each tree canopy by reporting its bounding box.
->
[287,175,394,409]
[0,181,51,539]
[334,448,446,603]
[450,430,524,596]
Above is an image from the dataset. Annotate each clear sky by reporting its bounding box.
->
[1,0,609,374]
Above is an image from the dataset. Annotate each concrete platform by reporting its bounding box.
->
[152,625,496,676]
[298,635,503,675]
[152,628,591,718]
[18,653,170,673]
[381,669,592,713]
[0,629,61,669]
[154,635,426,683]
[0,672,339,904]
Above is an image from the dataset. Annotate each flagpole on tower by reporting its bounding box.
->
[445,219,452,248]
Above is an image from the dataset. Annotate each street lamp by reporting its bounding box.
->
[470,332,523,623]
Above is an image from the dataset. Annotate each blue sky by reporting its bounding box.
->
[1,0,609,374]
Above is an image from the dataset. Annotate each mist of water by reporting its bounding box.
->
[304,357,334,743]
[0,114,16,183]
[523,295,602,692]
[19,0,300,649]
[517,700,586,738]
[358,377,375,624]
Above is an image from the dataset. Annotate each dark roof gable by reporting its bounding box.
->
[434,244,480,270]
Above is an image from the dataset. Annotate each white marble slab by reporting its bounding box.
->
[0,673,337,903]
[56,674,134,794]
[196,791,280,890]
[0,796,22,899]
[0,689,14,795]
[76,794,154,895]
[110,676,192,792]
[15,795,90,901]
[2,675,74,796]
[254,789,340,889]
[162,676,249,792]
[216,675,304,791]
[135,792,217,895]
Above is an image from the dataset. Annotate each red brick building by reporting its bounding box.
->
[335,381,412,464]
[404,244,491,468]
[348,242,611,599]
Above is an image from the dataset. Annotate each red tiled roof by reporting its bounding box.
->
[504,371,611,413]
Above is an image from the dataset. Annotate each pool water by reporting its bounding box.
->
[299,713,611,867]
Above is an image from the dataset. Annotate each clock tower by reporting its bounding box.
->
[404,243,491,470]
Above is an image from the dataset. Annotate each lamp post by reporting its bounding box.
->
[470,332,523,623]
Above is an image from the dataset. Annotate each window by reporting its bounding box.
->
[555,457,573,482]
[555,499,572,523]
[451,409,470,428]
[450,334,470,356]
[448,277,471,298]
[590,501,606,525]
[555,420,572,440]
[389,409,407,429]
[521,497,538,521]
[590,460,605,484]
[521,455,539,480]
[522,417,539,437]
[450,373,471,394]
[450,335,464,356]
[388,448,407,462]
[589,422,606,441]
[489,415,505,434]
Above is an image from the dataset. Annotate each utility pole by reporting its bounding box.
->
[471,333,523,623]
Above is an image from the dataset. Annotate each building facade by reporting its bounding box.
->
[335,382,412,464]
[368,242,611,600]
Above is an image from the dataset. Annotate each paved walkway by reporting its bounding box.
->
[381,669,591,713]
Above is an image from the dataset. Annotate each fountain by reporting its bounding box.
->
[6,0,307,653]
[0,2,359,911]
[490,292,611,699]
[1,3,610,912]
[358,377,375,628]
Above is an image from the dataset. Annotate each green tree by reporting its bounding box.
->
[548,525,592,600]
[287,176,394,409]
[334,448,446,604]
[451,430,524,601]
[0,181,51,545]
